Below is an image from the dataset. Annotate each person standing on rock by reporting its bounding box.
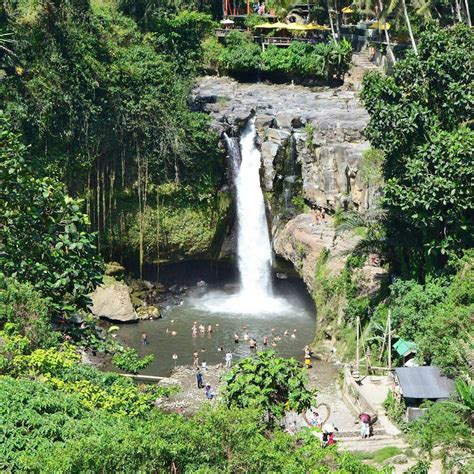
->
[196,368,204,389]
[225,351,233,368]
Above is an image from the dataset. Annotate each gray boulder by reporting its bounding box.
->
[89,281,138,322]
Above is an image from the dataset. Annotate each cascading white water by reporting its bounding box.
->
[235,119,273,300]
[191,118,289,315]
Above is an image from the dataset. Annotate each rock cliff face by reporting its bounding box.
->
[194,76,378,216]
[194,77,383,288]
[273,214,360,291]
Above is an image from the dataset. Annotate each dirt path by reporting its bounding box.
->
[156,360,355,431]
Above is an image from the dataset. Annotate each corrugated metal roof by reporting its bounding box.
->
[395,366,454,399]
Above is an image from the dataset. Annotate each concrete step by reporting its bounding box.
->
[336,428,386,438]
[338,434,409,452]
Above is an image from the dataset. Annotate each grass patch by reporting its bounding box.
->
[353,446,403,463]
[372,446,403,463]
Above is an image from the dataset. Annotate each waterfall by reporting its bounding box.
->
[194,120,288,315]
[233,119,273,299]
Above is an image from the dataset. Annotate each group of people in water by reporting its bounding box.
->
[233,326,298,349]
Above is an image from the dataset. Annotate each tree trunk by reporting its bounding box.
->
[137,142,144,280]
[464,0,472,26]
[327,0,337,41]
[109,167,115,260]
[402,0,417,55]
[102,164,106,242]
[454,0,463,22]
[378,0,396,65]
[96,162,101,253]
[86,169,91,227]
[156,186,161,284]
[334,0,342,39]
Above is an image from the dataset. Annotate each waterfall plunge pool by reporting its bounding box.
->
[107,266,316,377]
[106,119,316,377]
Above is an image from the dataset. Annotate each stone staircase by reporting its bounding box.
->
[351,49,384,72]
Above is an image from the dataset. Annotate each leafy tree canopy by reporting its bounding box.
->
[0,115,103,313]
[361,23,474,278]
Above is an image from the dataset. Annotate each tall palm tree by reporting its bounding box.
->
[388,0,418,55]
[327,0,337,41]
[377,0,396,64]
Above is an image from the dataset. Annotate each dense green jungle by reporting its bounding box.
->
[0,0,473,472]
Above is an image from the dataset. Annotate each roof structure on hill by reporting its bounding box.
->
[393,339,417,357]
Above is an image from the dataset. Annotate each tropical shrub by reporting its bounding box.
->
[219,30,261,74]
[409,401,474,472]
[202,35,224,74]
[224,350,316,421]
[112,347,154,374]
[0,376,382,473]
[0,275,60,349]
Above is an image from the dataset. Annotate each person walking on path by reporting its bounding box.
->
[225,351,233,368]
[196,368,204,389]
[359,412,371,439]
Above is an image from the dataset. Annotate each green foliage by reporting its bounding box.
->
[359,147,384,186]
[219,31,261,74]
[224,351,316,421]
[377,253,474,376]
[404,459,430,474]
[383,391,407,429]
[409,401,474,472]
[371,446,403,464]
[455,379,474,412]
[202,35,223,74]
[112,347,154,374]
[0,376,380,473]
[361,24,474,276]
[6,342,165,417]
[304,121,315,151]
[0,275,60,349]
[0,118,103,313]
[216,35,352,82]
[0,0,224,263]
[291,194,308,214]
[112,182,230,261]
[149,10,216,76]
[388,278,447,342]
